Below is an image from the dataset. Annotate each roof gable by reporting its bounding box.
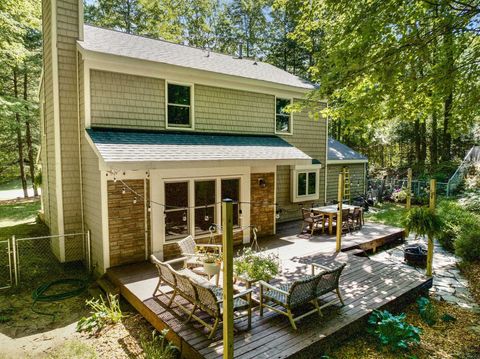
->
[79,25,314,91]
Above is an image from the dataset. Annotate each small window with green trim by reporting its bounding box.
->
[275,98,292,134]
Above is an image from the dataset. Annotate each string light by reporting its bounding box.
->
[133,197,137,204]
[182,212,187,222]
[239,209,243,219]
[122,187,126,195]
[147,205,151,212]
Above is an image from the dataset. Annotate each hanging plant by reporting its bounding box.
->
[404,207,442,239]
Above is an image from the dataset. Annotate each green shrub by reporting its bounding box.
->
[368,310,422,352]
[455,227,480,262]
[77,294,124,334]
[140,329,177,359]
[459,190,480,214]
[234,248,280,282]
[417,297,437,326]
[436,200,480,252]
[404,207,442,239]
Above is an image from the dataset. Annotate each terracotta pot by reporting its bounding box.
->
[203,262,221,276]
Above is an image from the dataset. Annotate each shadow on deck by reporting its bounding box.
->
[107,245,432,358]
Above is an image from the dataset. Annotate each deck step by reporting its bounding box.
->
[97,275,120,296]
[345,248,368,257]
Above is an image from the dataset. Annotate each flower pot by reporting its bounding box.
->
[203,262,221,276]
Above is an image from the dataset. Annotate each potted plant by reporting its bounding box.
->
[404,207,442,240]
[233,248,280,282]
[199,251,222,277]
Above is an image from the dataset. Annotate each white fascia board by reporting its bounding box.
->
[76,45,313,99]
[327,159,368,165]
[98,159,312,172]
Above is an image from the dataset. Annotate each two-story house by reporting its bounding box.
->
[39,0,367,276]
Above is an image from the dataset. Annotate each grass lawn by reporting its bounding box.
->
[364,202,408,228]
[0,200,49,240]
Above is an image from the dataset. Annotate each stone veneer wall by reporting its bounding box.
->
[250,173,275,237]
[108,180,147,267]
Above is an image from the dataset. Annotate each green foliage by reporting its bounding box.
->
[234,248,280,282]
[140,329,178,359]
[459,190,480,214]
[368,310,422,352]
[391,188,408,203]
[76,294,124,334]
[404,207,442,239]
[364,203,406,228]
[436,200,480,252]
[455,227,480,263]
[417,297,437,326]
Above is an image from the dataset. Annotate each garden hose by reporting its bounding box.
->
[31,278,87,318]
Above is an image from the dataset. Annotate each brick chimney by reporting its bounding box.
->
[41,0,84,261]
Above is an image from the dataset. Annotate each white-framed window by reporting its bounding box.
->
[291,165,321,202]
[164,177,241,240]
[166,82,193,129]
[275,97,292,134]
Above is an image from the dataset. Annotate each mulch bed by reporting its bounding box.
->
[319,299,480,359]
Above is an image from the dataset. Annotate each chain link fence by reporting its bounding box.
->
[0,232,91,290]
[367,178,449,203]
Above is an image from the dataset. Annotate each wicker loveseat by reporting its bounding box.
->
[259,263,346,329]
[150,254,252,338]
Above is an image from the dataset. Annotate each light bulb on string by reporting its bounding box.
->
[239,209,243,220]
[276,210,281,220]
[133,197,137,204]
[147,205,151,212]
[122,188,126,195]
[114,177,117,183]
[182,212,187,222]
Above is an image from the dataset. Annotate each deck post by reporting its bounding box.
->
[426,179,436,277]
[222,198,234,359]
[336,173,344,252]
[406,168,412,210]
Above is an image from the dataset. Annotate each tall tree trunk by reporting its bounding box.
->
[414,118,421,168]
[420,120,427,169]
[443,92,453,161]
[430,111,438,165]
[13,68,28,198]
[442,21,454,161]
[24,68,38,196]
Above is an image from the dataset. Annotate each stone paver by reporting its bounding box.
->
[370,234,478,310]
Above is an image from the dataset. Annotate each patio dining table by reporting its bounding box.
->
[311,204,359,235]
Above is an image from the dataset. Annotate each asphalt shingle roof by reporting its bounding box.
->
[87,129,311,163]
[79,25,315,90]
[328,138,367,161]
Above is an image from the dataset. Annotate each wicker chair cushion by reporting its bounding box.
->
[209,286,249,312]
[178,235,196,256]
[263,283,291,306]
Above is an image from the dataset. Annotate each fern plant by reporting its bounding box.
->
[77,293,124,334]
[417,297,437,326]
[404,207,442,239]
[368,310,422,352]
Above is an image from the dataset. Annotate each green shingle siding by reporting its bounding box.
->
[326,164,366,202]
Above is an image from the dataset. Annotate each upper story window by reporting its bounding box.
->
[167,83,192,128]
[275,98,292,134]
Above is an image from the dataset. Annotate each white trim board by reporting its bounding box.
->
[327,159,368,165]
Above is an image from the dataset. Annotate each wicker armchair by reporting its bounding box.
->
[191,282,252,338]
[311,263,346,310]
[151,255,185,307]
[177,235,222,269]
[301,208,324,236]
[259,275,321,330]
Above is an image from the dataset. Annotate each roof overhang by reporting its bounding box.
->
[77,46,313,99]
[86,129,312,171]
[327,159,368,165]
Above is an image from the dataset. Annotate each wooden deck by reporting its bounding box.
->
[107,247,432,358]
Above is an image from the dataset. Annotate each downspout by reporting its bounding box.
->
[76,51,85,235]
[324,100,329,204]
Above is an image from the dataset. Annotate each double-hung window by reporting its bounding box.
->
[167,83,192,128]
[291,165,321,202]
[275,98,292,134]
[164,182,189,240]
[194,180,216,235]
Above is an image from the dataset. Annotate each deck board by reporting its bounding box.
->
[107,251,431,358]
